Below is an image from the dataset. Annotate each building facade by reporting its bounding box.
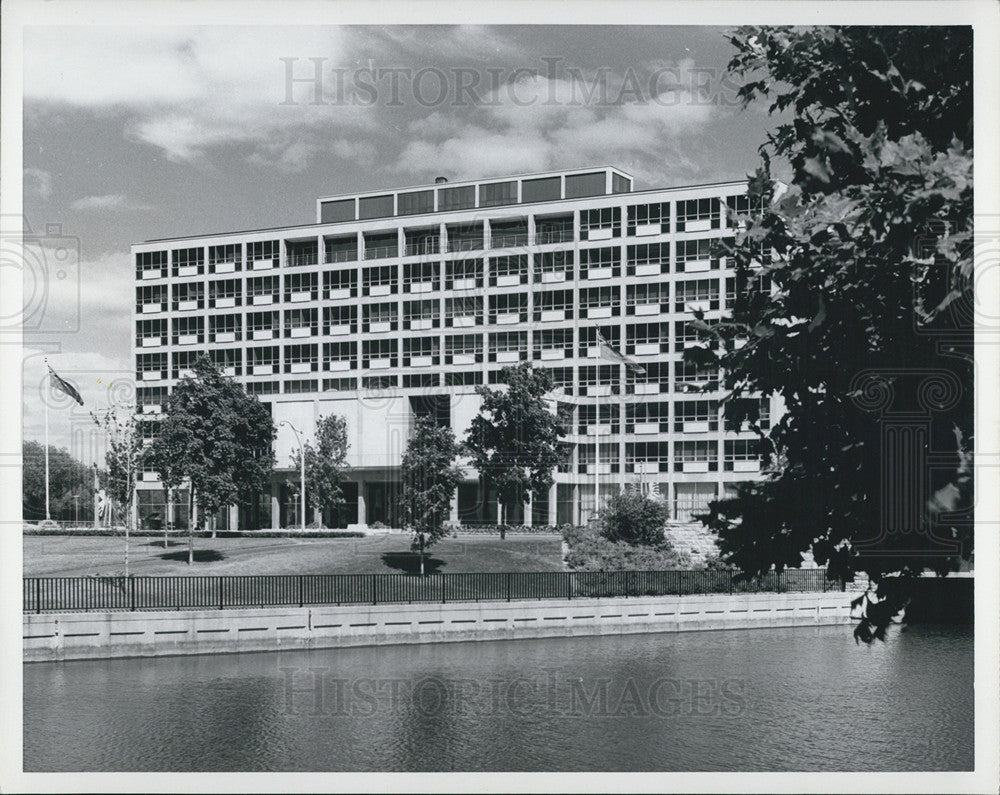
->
[132,166,774,530]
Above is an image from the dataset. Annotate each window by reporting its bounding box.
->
[363,302,398,332]
[577,443,620,474]
[677,197,721,232]
[285,308,318,337]
[724,273,772,310]
[172,282,204,311]
[533,290,574,322]
[285,379,318,394]
[578,326,620,359]
[362,339,397,369]
[676,238,722,273]
[137,352,168,380]
[725,193,762,229]
[626,442,670,474]
[362,264,398,296]
[284,343,319,373]
[626,361,668,394]
[286,240,318,268]
[359,194,393,220]
[403,261,439,292]
[626,282,667,314]
[320,198,355,224]
[247,311,279,339]
[565,172,606,199]
[209,314,241,343]
[445,258,483,289]
[579,285,620,319]
[480,181,517,207]
[580,206,620,240]
[488,331,527,362]
[490,219,529,249]
[674,440,718,472]
[578,403,620,435]
[324,235,358,264]
[675,362,719,391]
[627,202,670,235]
[404,373,439,389]
[532,327,573,360]
[725,397,771,431]
[445,296,483,327]
[724,439,761,470]
[137,386,167,413]
[324,268,358,298]
[625,322,668,355]
[626,402,670,433]
[171,247,204,277]
[246,381,279,396]
[675,279,720,313]
[172,315,204,345]
[208,279,241,308]
[136,284,167,312]
[135,318,167,347]
[136,250,167,279]
[489,292,527,324]
[611,173,631,194]
[404,228,439,257]
[674,320,711,351]
[323,305,357,335]
[535,215,574,245]
[323,341,357,370]
[547,367,574,395]
[578,364,621,396]
[445,371,482,387]
[363,374,397,390]
[363,231,398,260]
[489,255,528,286]
[627,242,670,276]
[403,299,440,330]
[580,247,620,279]
[403,336,439,366]
[247,346,279,375]
[439,185,475,212]
[446,223,484,253]
[445,334,482,364]
[209,348,242,376]
[172,350,200,379]
[398,190,434,216]
[674,400,719,432]
[285,271,318,302]
[522,176,560,203]
[533,253,572,288]
[247,275,280,305]
[248,240,279,268]
[323,377,357,392]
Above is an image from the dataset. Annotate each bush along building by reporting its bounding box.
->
[132,166,778,531]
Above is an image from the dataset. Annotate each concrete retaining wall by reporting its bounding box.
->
[24,591,853,662]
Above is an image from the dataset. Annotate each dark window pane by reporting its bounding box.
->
[565,172,606,198]
[439,185,475,211]
[522,177,560,203]
[358,194,394,220]
[398,190,434,216]
[480,181,517,207]
[320,199,355,223]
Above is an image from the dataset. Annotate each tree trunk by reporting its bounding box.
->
[163,484,170,549]
[188,489,196,566]
[419,533,426,576]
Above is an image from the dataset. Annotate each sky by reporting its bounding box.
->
[20,24,779,460]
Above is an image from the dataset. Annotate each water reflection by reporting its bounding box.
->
[24,625,973,771]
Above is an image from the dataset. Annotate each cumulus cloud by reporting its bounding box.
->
[70,194,153,212]
[24,168,53,201]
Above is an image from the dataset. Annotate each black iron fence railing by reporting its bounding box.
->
[23,570,839,614]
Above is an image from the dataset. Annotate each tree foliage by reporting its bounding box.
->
[600,489,670,547]
[400,416,464,574]
[464,363,564,524]
[92,404,142,527]
[22,441,95,522]
[691,26,973,638]
[289,413,350,522]
[147,356,275,562]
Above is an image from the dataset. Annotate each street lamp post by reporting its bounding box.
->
[280,420,306,532]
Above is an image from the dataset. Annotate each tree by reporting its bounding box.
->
[92,404,143,572]
[22,441,95,522]
[147,356,275,564]
[288,413,350,526]
[464,362,564,526]
[690,26,973,640]
[400,416,464,575]
[600,489,669,547]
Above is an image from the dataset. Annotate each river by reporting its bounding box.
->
[23,624,972,771]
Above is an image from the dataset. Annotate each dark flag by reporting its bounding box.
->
[48,366,84,406]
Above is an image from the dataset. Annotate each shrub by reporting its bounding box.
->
[599,490,669,546]
[562,523,691,571]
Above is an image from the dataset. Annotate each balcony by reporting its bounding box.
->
[364,245,398,260]
[446,239,483,253]
[534,229,574,245]
[490,233,529,249]
[286,254,319,268]
[325,249,358,264]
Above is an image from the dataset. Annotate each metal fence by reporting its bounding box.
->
[23,569,839,614]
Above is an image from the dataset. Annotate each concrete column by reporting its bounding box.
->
[357,480,366,526]
[270,480,280,530]
[524,495,534,528]
[449,489,459,523]
[572,483,580,526]
[228,504,238,533]
[547,483,558,526]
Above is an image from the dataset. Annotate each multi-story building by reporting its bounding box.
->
[133,166,775,531]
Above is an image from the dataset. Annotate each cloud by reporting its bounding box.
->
[70,194,153,212]
[24,168,53,200]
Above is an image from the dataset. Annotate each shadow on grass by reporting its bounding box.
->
[380,551,446,575]
[159,549,226,563]
[146,540,187,548]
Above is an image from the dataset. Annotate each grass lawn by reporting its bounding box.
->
[22,534,565,578]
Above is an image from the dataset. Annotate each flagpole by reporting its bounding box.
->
[44,361,50,521]
[594,375,600,522]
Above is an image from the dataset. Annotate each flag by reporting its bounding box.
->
[596,332,646,375]
[48,365,84,406]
